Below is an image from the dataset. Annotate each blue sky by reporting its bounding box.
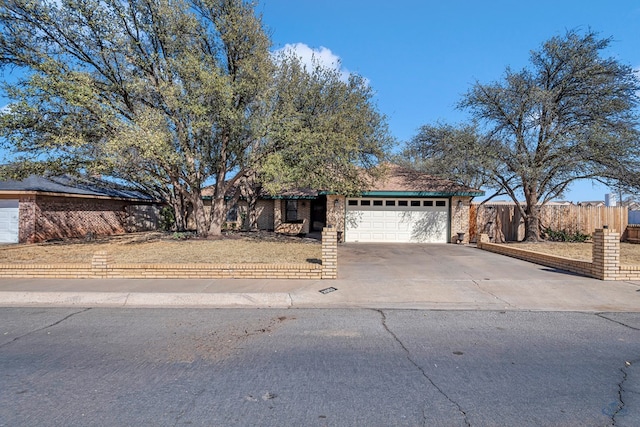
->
[1,1,638,202]
[259,0,640,202]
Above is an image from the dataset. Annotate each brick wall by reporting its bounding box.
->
[0,225,340,280]
[478,229,640,281]
[0,262,323,279]
[20,194,160,243]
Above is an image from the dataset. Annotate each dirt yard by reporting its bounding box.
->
[505,242,640,264]
[0,231,322,264]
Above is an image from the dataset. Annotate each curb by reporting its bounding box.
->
[0,291,293,308]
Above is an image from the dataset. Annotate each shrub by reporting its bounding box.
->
[159,206,176,231]
[543,227,590,242]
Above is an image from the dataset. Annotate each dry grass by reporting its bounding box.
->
[505,242,640,265]
[0,231,321,264]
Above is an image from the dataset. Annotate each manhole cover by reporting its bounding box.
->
[319,287,338,294]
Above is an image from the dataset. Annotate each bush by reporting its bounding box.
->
[543,227,590,242]
[159,206,176,231]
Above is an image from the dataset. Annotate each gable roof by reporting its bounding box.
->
[360,165,484,197]
[208,165,483,200]
[0,175,155,201]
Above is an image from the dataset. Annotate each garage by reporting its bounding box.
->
[0,199,19,243]
[345,198,449,243]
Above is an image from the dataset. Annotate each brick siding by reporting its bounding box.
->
[18,194,160,243]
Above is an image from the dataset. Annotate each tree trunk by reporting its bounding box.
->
[209,197,225,235]
[190,190,210,237]
[524,202,541,241]
[239,173,260,231]
[171,185,187,231]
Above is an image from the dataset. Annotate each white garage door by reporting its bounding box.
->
[345,198,449,243]
[0,200,19,243]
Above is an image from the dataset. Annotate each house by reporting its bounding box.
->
[210,166,484,243]
[0,175,162,243]
[578,200,605,207]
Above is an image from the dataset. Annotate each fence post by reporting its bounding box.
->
[591,229,620,280]
[321,227,338,279]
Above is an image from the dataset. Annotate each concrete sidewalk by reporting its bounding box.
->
[1,244,640,311]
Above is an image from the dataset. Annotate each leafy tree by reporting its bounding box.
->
[0,0,272,236]
[258,57,390,189]
[405,30,640,241]
[401,121,495,195]
[225,54,391,230]
[0,0,391,235]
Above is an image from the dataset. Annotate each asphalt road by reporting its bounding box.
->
[1,308,639,426]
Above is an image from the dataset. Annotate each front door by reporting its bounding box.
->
[310,197,327,232]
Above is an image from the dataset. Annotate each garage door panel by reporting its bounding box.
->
[409,211,448,243]
[0,200,19,243]
[346,199,448,243]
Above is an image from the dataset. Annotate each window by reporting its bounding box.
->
[423,201,433,207]
[226,204,238,221]
[385,200,396,206]
[360,200,371,206]
[436,201,446,207]
[410,200,420,207]
[373,200,383,206]
[285,200,298,222]
[348,200,358,206]
[398,200,408,206]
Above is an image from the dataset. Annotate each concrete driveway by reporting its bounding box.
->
[298,243,640,311]
[338,243,578,282]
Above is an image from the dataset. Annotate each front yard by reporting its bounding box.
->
[506,242,640,265]
[0,231,321,264]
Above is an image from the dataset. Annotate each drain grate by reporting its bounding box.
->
[319,287,338,294]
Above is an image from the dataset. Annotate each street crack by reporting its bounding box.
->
[595,313,640,425]
[612,364,628,425]
[471,279,514,308]
[0,308,92,349]
[374,309,471,427]
[595,313,640,331]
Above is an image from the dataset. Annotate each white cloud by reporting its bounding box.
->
[0,104,13,115]
[273,43,352,82]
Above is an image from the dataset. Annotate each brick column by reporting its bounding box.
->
[92,251,113,277]
[326,195,345,242]
[321,227,338,279]
[19,196,37,244]
[592,229,620,280]
[478,233,490,247]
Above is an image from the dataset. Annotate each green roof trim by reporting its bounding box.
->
[262,195,317,200]
[357,190,485,197]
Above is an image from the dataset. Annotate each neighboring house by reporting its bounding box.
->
[207,166,484,243]
[0,175,162,243]
[578,200,605,207]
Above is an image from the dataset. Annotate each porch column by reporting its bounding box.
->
[326,195,345,242]
[451,196,471,244]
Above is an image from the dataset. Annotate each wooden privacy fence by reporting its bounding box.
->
[470,204,628,242]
